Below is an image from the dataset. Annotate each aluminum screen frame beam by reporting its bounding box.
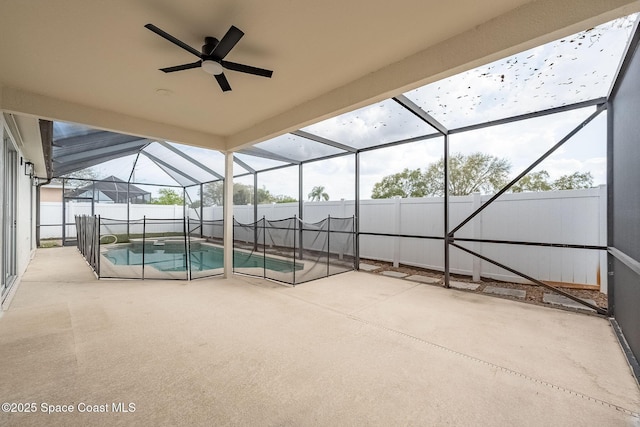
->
[451,242,607,315]
[292,130,356,153]
[393,94,448,136]
[140,151,199,186]
[157,140,224,180]
[448,97,606,135]
[237,146,301,165]
[53,140,150,176]
[443,134,450,288]
[233,155,256,174]
[449,103,606,236]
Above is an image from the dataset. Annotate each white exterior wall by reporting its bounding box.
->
[1,116,39,308]
[16,165,35,276]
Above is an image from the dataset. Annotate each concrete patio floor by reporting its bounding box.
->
[1,247,639,426]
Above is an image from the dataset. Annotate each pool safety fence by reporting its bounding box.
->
[74,214,355,285]
[233,215,356,286]
[75,214,100,274]
[75,215,225,280]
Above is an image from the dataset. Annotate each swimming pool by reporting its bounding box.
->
[104,245,303,273]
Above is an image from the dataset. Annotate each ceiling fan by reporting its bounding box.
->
[145,23,273,92]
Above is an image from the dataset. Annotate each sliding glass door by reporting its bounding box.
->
[1,127,18,301]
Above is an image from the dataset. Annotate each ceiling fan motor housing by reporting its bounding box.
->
[203,37,219,56]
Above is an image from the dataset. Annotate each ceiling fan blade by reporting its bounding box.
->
[214,73,232,92]
[160,61,202,73]
[221,61,273,78]
[145,24,201,58]
[211,25,244,60]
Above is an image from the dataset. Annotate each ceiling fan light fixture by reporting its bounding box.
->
[201,60,223,75]
[145,24,273,92]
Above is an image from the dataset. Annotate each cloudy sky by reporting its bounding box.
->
[242,14,634,201]
[90,14,635,201]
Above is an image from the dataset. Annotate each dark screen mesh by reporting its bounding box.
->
[233,218,267,279]
[99,217,143,279]
[264,218,298,283]
[78,215,354,285]
[188,218,224,279]
[233,216,355,285]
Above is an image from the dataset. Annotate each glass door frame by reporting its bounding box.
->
[2,120,19,301]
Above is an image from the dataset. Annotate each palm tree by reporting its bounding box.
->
[308,186,329,201]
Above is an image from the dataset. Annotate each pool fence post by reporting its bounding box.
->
[126,182,130,239]
[97,215,101,278]
[354,152,360,270]
[232,215,235,274]
[263,216,266,279]
[142,215,146,280]
[253,171,258,252]
[199,183,204,238]
[327,215,330,277]
[186,216,190,280]
[293,215,297,286]
[62,178,66,245]
[352,215,356,271]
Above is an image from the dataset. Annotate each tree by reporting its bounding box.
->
[512,170,593,192]
[371,168,427,199]
[201,182,297,205]
[371,153,511,198]
[202,182,224,206]
[447,153,510,196]
[273,195,298,203]
[201,182,254,205]
[308,186,329,201]
[152,188,184,205]
[552,171,593,190]
[233,184,253,205]
[511,171,552,193]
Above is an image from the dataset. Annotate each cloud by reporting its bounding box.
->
[404,15,635,130]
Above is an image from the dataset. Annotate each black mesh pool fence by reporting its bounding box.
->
[233,215,356,286]
[75,214,355,285]
[75,214,100,275]
[73,215,224,280]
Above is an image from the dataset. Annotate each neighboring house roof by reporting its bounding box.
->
[67,176,150,201]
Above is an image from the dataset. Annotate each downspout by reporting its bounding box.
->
[36,120,54,247]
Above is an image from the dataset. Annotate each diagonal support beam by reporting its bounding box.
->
[450,104,606,236]
[237,146,300,164]
[141,151,199,185]
[357,132,442,153]
[292,130,357,153]
[394,94,448,135]
[54,139,148,163]
[233,155,255,174]
[157,140,224,179]
[451,242,607,315]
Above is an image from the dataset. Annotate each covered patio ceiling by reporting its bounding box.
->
[2,0,640,177]
[47,12,637,187]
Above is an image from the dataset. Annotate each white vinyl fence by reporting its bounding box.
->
[40,186,607,291]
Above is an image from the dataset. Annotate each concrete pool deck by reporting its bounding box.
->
[1,246,638,426]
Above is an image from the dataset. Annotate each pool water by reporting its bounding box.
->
[105,245,302,273]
